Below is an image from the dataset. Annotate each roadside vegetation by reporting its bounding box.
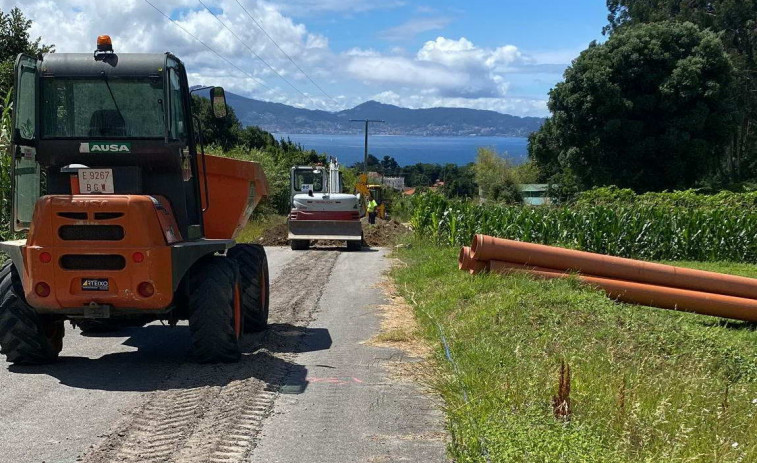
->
[531,2,757,194]
[408,190,757,262]
[393,241,757,462]
[395,2,757,455]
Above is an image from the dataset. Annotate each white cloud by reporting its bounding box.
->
[370,91,547,117]
[5,0,340,109]
[347,37,528,99]
[378,16,452,41]
[2,1,559,116]
[418,37,523,70]
[346,56,471,92]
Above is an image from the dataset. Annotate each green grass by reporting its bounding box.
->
[661,260,757,279]
[234,214,286,243]
[392,241,757,462]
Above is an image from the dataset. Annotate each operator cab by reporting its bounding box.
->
[11,35,227,240]
[291,166,326,197]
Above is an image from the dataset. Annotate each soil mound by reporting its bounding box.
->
[254,216,410,247]
[362,218,411,247]
[255,221,289,246]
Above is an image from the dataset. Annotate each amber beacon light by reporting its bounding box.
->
[97,35,113,52]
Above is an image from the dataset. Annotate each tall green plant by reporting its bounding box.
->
[410,191,757,262]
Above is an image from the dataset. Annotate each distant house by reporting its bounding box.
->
[518,184,553,206]
[402,187,417,196]
[382,177,406,191]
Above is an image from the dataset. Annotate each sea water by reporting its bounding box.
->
[273,134,529,167]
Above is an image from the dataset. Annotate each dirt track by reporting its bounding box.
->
[256,217,410,247]
[0,248,445,463]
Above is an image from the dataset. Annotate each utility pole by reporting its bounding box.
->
[350,119,384,174]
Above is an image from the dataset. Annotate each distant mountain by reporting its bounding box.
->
[224,92,544,137]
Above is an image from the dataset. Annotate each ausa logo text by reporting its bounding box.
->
[80,142,131,153]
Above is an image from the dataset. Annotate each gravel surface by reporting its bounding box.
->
[0,247,445,463]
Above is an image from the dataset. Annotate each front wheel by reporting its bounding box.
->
[188,257,242,363]
[290,239,310,251]
[0,262,64,365]
[228,244,269,333]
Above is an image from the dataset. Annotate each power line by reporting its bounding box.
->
[143,0,274,94]
[197,0,323,108]
[232,0,339,106]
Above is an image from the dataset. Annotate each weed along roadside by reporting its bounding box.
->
[392,240,757,462]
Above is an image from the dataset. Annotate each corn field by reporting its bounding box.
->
[409,192,757,262]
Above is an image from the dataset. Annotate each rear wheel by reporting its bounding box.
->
[290,239,310,251]
[0,262,64,365]
[346,239,362,252]
[347,232,364,252]
[228,244,269,332]
[188,257,242,363]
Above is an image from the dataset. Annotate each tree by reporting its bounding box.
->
[474,148,522,203]
[191,94,242,151]
[380,155,399,175]
[239,125,276,152]
[604,0,757,183]
[529,21,736,191]
[441,163,477,198]
[0,7,53,95]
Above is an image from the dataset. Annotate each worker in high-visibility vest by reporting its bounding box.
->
[367,196,378,225]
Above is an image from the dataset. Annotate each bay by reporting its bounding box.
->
[272,133,529,167]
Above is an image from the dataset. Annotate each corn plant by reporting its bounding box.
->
[410,192,757,262]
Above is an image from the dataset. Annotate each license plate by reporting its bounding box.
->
[81,278,109,291]
[78,168,114,194]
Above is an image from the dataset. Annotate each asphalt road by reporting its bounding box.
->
[0,247,446,463]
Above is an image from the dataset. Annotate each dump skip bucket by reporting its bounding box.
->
[200,155,269,240]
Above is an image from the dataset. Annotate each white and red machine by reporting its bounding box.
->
[287,158,363,251]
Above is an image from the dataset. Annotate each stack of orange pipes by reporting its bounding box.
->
[458,234,757,322]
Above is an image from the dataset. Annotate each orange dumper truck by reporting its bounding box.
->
[0,36,269,364]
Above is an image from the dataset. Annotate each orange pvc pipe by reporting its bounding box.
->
[458,246,488,274]
[488,260,757,322]
[472,235,757,300]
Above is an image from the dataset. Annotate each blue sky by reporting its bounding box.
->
[5,0,609,116]
[301,1,606,53]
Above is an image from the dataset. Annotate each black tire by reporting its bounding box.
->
[0,262,64,365]
[188,256,242,363]
[346,239,362,252]
[290,239,310,251]
[347,232,364,252]
[228,244,269,333]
